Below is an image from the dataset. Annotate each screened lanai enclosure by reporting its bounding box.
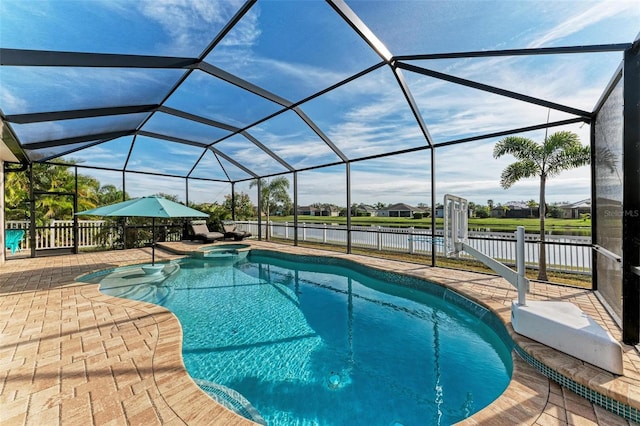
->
[1,1,640,341]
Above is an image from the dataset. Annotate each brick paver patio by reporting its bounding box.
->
[1,241,639,425]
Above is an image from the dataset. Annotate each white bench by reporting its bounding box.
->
[511,300,623,375]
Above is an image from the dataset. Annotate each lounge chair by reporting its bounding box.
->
[189,221,224,243]
[5,229,25,254]
[220,220,252,241]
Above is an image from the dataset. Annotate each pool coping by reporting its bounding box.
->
[1,241,637,425]
[223,241,640,425]
[159,242,640,424]
[78,285,255,425]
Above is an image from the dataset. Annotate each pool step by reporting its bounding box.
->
[194,378,266,425]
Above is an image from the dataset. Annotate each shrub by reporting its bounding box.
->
[474,208,490,218]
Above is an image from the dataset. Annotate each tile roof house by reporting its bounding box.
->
[558,199,591,219]
[297,205,340,217]
[354,204,378,216]
[377,203,427,218]
[491,201,538,218]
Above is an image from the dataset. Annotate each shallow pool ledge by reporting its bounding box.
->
[78,284,258,425]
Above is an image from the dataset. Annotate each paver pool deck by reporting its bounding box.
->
[1,240,639,425]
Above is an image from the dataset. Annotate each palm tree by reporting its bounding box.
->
[249,177,290,239]
[98,184,128,205]
[527,199,538,217]
[493,130,590,281]
[223,192,254,220]
[5,162,102,223]
[374,202,387,210]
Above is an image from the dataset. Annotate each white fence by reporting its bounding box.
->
[236,221,592,275]
[6,219,592,274]
[5,220,182,251]
[6,220,110,250]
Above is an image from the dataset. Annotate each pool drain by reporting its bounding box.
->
[328,373,341,389]
[326,370,352,390]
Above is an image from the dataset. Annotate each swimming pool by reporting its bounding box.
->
[84,250,513,425]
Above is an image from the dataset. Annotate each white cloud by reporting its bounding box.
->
[244,112,344,169]
[252,56,349,92]
[264,139,341,170]
[137,0,257,55]
[406,55,607,139]
[237,44,597,207]
[64,144,128,166]
[433,139,591,206]
[0,86,28,113]
[122,172,187,200]
[528,1,639,48]
[3,1,614,209]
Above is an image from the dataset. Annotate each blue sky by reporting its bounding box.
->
[1,1,639,207]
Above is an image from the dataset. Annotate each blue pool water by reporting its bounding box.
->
[85,251,513,425]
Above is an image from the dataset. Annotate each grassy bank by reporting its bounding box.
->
[264,215,591,234]
[284,239,592,288]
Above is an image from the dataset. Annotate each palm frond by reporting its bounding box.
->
[494,136,542,189]
[544,133,590,176]
[500,160,538,188]
[543,131,581,154]
[493,136,542,162]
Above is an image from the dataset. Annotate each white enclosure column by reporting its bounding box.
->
[516,226,527,306]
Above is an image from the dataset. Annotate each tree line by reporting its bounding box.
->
[3,162,295,225]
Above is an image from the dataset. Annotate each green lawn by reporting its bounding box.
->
[264,215,591,234]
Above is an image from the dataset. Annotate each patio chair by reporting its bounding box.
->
[5,229,25,254]
[189,221,224,243]
[219,220,252,241]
